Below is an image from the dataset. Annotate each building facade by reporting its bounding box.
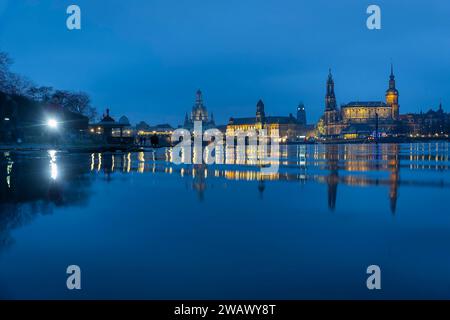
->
[322,65,400,138]
[226,99,310,142]
[89,109,133,144]
[399,103,449,136]
[323,69,344,136]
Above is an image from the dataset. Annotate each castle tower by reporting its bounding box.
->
[385,64,399,120]
[256,99,265,123]
[325,69,337,111]
[297,102,307,125]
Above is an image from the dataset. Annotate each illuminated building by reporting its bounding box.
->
[138,124,174,136]
[323,69,344,137]
[89,109,133,144]
[136,123,174,147]
[226,99,312,142]
[183,89,216,131]
[321,65,400,138]
[399,102,449,136]
[386,64,400,120]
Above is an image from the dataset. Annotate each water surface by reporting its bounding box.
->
[0,143,449,299]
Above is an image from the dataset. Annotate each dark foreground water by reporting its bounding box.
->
[0,143,449,299]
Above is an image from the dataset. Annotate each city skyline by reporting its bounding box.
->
[1,1,450,303]
[1,1,449,126]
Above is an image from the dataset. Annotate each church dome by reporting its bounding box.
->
[191,89,209,121]
[119,116,130,126]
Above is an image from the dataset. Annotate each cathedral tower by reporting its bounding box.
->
[323,69,341,135]
[325,69,337,111]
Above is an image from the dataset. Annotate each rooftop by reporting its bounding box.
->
[228,115,298,125]
[343,101,388,107]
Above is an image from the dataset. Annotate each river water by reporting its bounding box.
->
[0,142,449,299]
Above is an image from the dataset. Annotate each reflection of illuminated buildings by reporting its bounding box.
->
[192,165,207,201]
[0,152,96,253]
[258,180,265,199]
[2,143,450,255]
[325,145,339,211]
[80,143,449,212]
[388,144,400,213]
[319,143,401,213]
[4,152,13,189]
[48,150,58,180]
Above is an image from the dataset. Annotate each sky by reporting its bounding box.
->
[0,0,449,126]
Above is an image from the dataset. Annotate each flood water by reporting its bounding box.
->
[0,142,449,299]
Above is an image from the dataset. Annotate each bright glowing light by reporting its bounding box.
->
[47,119,58,129]
[48,150,58,180]
[4,117,10,121]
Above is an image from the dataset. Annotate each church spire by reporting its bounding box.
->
[389,63,396,89]
[386,63,399,120]
[325,69,337,111]
[195,89,203,106]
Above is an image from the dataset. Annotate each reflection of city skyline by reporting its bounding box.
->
[87,143,449,213]
[1,142,449,246]
[85,143,449,212]
[0,150,94,252]
[0,142,450,255]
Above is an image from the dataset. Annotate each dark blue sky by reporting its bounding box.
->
[0,0,449,125]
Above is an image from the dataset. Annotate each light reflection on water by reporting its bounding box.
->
[84,142,449,212]
[0,142,449,299]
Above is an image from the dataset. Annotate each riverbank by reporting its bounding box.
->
[1,136,449,153]
[315,136,450,145]
[0,143,143,153]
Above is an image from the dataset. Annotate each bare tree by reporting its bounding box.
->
[66,92,97,121]
[4,73,33,96]
[50,90,97,121]
[0,51,33,96]
[26,86,54,102]
[0,51,98,121]
[0,52,13,93]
